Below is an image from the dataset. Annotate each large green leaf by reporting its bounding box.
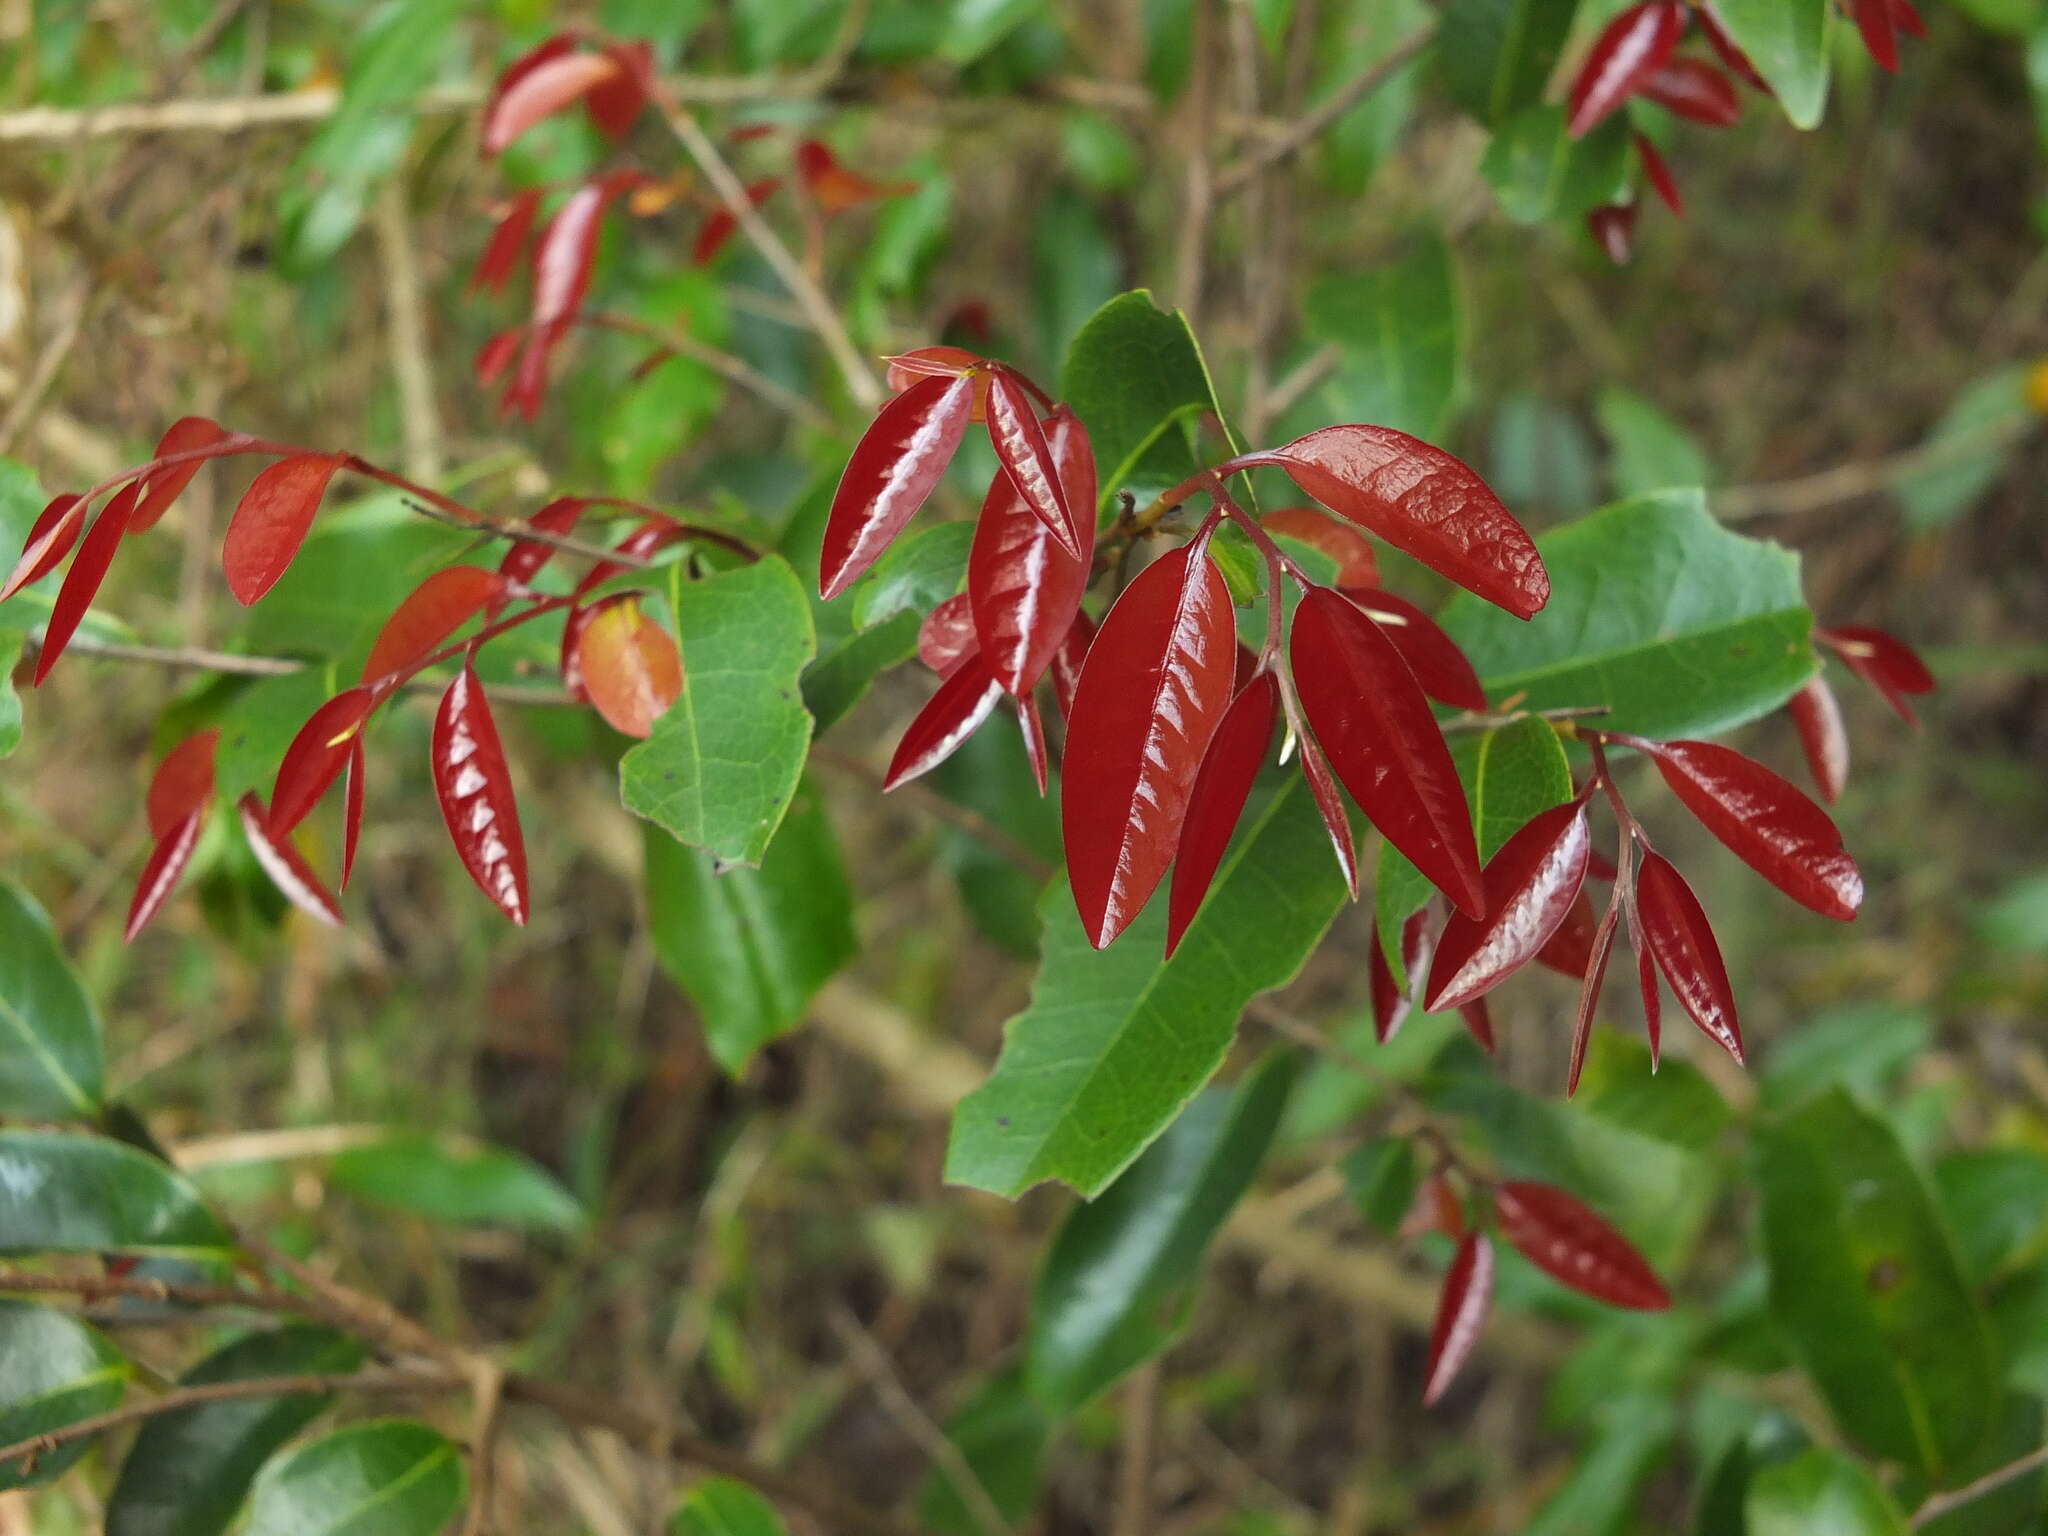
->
[1301,234,1463,441]
[1480,105,1630,224]
[1893,368,2033,531]
[1935,1149,2048,1286]
[1441,490,1815,742]
[241,497,473,662]
[244,1419,464,1536]
[0,881,104,1120]
[1437,0,1581,125]
[1375,716,1572,990]
[1026,1052,1297,1411]
[918,1369,1050,1536]
[947,779,1347,1198]
[1709,0,1832,130]
[0,1302,129,1491]
[644,780,856,1074]
[1758,1001,1930,1112]
[1755,1090,1998,1476]
[1596,386,1711,498]
[1898,1393,2046,1536]
[1059,290,1234,507]
[848,520,973,629]
[620,556,816,868]
[107,1326,365,1536]
[1745,1450,1909,1536]
[0,1132,230,1254]
[326,1134,585,1235]
[669,1478,790,1536]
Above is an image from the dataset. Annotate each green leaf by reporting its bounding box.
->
[0,880,104,1120]
[1758,1001,1931,1112]
[669,1477,790,1536]
[1301,234,1463,441]
[244,1419,464,1536]
[0,1302,128,1491]
[326,1134,585,1235]
[1898,1393,2046,1536]
[1977,867,2048,955]
[947,779,1347,1198]
[1573,1035,1731,1154]
[801,611,919,734]
[1060,290,1234,507]
[1341,1137,1418,1235]
[107,1326,365,1536]
[214,671,335,803]
[1522,1393,1675,1536]
[0,632,21,758]
[644,780,856,1074]
[242,496,474,662]
[1596,386,1711,498]
[1026,1052,1298,1410]
[1893,368,2033,531]
[849,521,974,630]
[1437,0,1581,125]
[621,556,816,868]
[918,1369,1050,1536]
[1375,716,1572,990]
[1480,105,1630,224]
[1708,0,1832,130]
[1489,391,1600,514]
[0,1132,230,1254]
[1935,1149,2048,1285]
[1745,1450,1909,1536]
[1441,489,1815,741]
[1755,1090,1998,1476]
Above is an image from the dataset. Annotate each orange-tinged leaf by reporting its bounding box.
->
[794,138,915,215]
[577,597,684,738]
[223,452,345,606]
[362,566,507,685]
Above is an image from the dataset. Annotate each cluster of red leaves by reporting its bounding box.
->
[1571,0,1924,263]
[1787,624,1937,803]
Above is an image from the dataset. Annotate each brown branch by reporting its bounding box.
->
[581,312,836,432]
[1910,1444,2048,1528]
[371,178,446,484]
[1710,415,2035,522]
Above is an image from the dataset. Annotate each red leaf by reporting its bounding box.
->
[1016,693,1049,795]
[573,517,689,598]
[1850,0,1899,70]
[984,370,1082,556]
[1635,850,1742,1064]
[1636,936,1663,1069]
[475,329,522,389]
[341,738,365,891]
[1290,587,1484,918]
[223,452,344,606]
[692,178,781,265]
[1536,887,1600,979]
[1821,625,1935,724]
[1296,731,1360,896]
[919,593,978,677]
[483,46,623,156]
[1405,1172,1467,1241]
[1568,895,1623,1096]
[1062,540,1237,949]
[1345,588,1487,712]
[497,496,590,593]
[885,650,1004,790]
[885,346,986,402]
[1890,0,1926,40]
[584,41,653,140]
[1261,507,1379,588]
[1695,3,1772,91]
[1372,909,1438,1044]
[271,686,376,836]
[1639,57,1741,125]
[559,603,596,702]
[577,596,684,738]
[794,138,915,215]
[968,406,1095,695]
[469,189,544,295]
[37,481,141,684]
[1589,202,1638,265]
[1635,132,1683,216]
[145,728,219,840]
[820,373,976,599]
[1049,611,1096,720]
[0,493,88,602]
[433,664,529,925]
[237,794,342,927]
[532,178,617,329]
[1567,0,1685,138]
[1493,1181,1670,1309]
[1224,428,1548,619]
[1459,999,1497,1053]
[125,810,204,943]
[1645,739,1862,920]
[1789,675,1849,805]
[1167,671,1277,956]
[1425,797,1592,1012]
[131,417,228,532]
[1424,1232,1495,1406]
[362,566,507,685]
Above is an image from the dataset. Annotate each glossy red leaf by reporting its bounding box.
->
[1346,588,1487,712]
[919,593,979,678]
[1695,3,1772,91]
[692,178,781,265]
[1567,0,1685,138]
[886,346,984,393]
[1821,625,1935,724]
[222,452,344,606]
[1639,57,1741,125]
[1589,202,1638,265]
[820,373,976,600]
[573,517,688,598]
[131,417,228,532]
[1424,1231,1495,1406]
[985,370,1082,556]
[362,566,506,685]
[1635,850,1742,1064]
[1850,0,1899,70]
[1635,132,1683,216]
[36,481,141,684]
[0,493,87,602]
[577,596,684,738]
[1063,541,1237,949]
[341,738,365,891]
[1789,675,1849,805]
[1224,428,1548,619]
[125,810,204,943]
[584,41,652,139]
[1493,1181,1670,1309]
[1645,739,1861,919]
[532,179,613,328]
[1426,797,1592,1012]
[794,138,915,215]
[1015,693,1050,795]
[1636,936,1663,1069]
[146,729,219,840]
[1049,611,1096,720]
[1296,730,1361,897]
[271,686,377,836]
[1167,671,1278,956]
[969,405,1095,695]
[1536,887,1600,979]
[497,496,590,593]
[1261,507,1379,588]
[1371,909,1438,1044]
[236,794,342,927]
[1290,587,1484,918]
[483,46,622,155]
[469,189,544,295]
[433,664,528,925]
[885,650,1005,790]
[1567,894,1622,1096]
[1458,999,1497,1053]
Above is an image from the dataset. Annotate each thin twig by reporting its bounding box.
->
[1111,1361,1160,1536]
[461,1358,507,1536]
[809,745,1056,881]
[1711,415,2034,522]
[372,178,445,483]
[1257,343,1342,432]
[582,312,836,432]
[1910,1444,2048,1528]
